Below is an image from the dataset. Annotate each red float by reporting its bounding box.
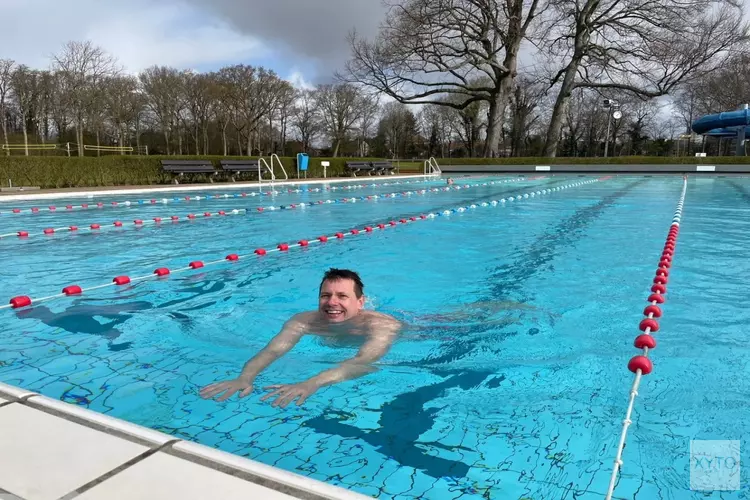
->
[656,267,669,277]
[187,214,196,219]
[114,221,123,227]
[218,211,226,216]
[634,334,656,349]
[653,275,668,285]
[154,268,170,276]
[278,243,289,251]
[254,248,267,255]
[69,226,78,231]
[298,240,309,246]
[62,285,82,296]
[43,228,54,234]
[134,219,143,225]
[651,283,666,294]
[628,355,653,375]
[203,212,211,217]
[378,224,385,229]
[365,226,373,232]
[351,229,360,235]
[12,209,20,213]
[153,218,161,223]
[9,296,31,308]
[90,224,101,230]
[647,293,665,304]
[335,232,345,238]
[319,236,328,242]
[257,207,264,212]
[226,254,239,261]
[400,219,407,223]
[171,216,179,221]
[644,305,662,317]
[49,206,56,211]
[189,261,204,269]
[113,276,131,285]
[17,231,28,237]
[639,318,659,332]
[31,208,39,213]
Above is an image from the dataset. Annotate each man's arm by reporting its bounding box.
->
[305,323,399,387]
[262,317,401,407]
[235,315,307,381]
[200,314,308,401]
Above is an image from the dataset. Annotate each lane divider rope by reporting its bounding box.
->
[0,178,532,241]
[604,175,687,500]
[0,178,445,216]
[2,177,604,311]
[0,209,248,239]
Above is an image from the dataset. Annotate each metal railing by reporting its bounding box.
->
[424,157,442,175]
[270,154,289,180]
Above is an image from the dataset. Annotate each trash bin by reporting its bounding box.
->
[296,153,309,178]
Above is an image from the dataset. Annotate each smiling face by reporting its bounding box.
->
[318,278,365,323]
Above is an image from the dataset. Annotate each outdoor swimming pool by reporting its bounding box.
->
[1,174,748,499]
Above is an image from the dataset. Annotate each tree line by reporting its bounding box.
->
[1,0,749,159]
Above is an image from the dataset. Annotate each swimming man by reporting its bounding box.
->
[199,268,402,408]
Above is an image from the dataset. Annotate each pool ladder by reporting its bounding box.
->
[257,154,289,190]
[424,157,442,175]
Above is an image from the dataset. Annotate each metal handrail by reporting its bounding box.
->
[271,154,289,180]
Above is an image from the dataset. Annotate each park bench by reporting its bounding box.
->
[344,161,376,177]
[218,160,270,182]
[160,160,217,184]
[370,161,396,175]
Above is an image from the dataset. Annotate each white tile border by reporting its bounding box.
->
[0,382,371,499]
[0,174,440,202]
[26,394,174,447]
[172,441,373,500]
[0,381,34,399]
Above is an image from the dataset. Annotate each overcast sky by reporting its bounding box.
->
[1,0,387,87]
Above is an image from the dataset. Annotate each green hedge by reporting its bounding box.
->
[0,155,408,189]
[0,155,747,189]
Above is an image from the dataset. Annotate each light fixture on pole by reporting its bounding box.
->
[604,103,621,158]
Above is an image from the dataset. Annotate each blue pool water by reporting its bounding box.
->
[1,174,749,499]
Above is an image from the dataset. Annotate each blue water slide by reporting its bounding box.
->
[692,108,750,136]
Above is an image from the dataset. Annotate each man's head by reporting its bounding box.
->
[318,268,365,323]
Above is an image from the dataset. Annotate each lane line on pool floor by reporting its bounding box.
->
[604,175,687,500]
[3,177,607,311]
[0,178,535,243]
[0,178,449,216]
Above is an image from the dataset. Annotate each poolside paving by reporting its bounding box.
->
[0,382,371,500]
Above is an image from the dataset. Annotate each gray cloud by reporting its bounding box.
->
[184,0,388,80]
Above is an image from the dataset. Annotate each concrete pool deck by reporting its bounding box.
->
[0,173,440,202]
[0,382,371,500]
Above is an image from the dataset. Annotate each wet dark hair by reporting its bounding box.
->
[319,268,364,298]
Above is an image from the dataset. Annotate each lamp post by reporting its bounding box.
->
[603,100,621,158]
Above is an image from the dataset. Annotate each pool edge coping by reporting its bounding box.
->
[0,174,441,202]
[0,381,372,500]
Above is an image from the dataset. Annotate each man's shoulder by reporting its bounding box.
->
[284,311,317,329]
[362,310,402,328]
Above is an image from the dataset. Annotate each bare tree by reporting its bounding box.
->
[291,89,321,153]
[0,59,14,155]
[314,83,364,157]
[509,77,544,156]
[355,93,380,156]
[53,41,120,156]
[10,65,40,156]
[540,0,750,156]
[343,0,546,157]
[139,66,184,154]
[378,101,418,158]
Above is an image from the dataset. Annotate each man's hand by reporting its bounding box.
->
[199,378,254,402]
[261,381,320,408]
